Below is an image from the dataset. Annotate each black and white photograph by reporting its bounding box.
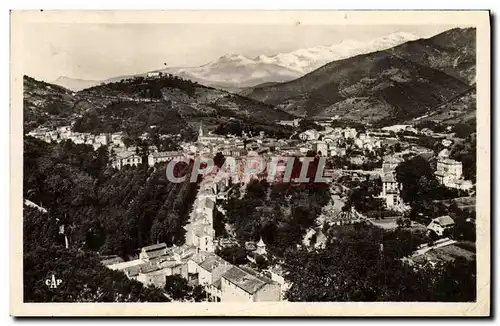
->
[10,10,490,316]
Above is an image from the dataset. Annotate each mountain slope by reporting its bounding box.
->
[23,76,79,131]
[71,75,295,138]
[387,27,476,84]
[244,28,475,124]
[410,87,476,125]
[161,54,303,89]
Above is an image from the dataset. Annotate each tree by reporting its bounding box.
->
[216,246,248,265]
[164,275,190,300]
[23,245,169,302]
[213,152,226,169]
[163,275,207,302]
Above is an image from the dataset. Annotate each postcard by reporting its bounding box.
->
[10,10,490,316]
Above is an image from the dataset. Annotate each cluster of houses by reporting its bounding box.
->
[104,166,286,302]
[27,126,121,150]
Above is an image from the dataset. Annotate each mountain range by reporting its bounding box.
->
[52,31,421,91]
[32,27,476,131]
[243,27,476,124]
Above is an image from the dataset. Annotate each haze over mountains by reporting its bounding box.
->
[243,27,476,124]
[52,31,421,91]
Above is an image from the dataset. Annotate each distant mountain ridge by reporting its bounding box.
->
[243,27,476,124]
[52,76,102,92]
[51,31,422,91]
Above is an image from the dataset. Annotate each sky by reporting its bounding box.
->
[22,23,458,82]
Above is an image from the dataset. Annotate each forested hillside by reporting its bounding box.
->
[23,137,199,301]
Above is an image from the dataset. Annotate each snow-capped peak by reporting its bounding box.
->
[159,31,422,88]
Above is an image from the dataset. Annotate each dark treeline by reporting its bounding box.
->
[24,136,199,257]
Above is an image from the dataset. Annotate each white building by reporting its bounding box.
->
[435,158,463,185]
[427,215,455,237]
[380,173,401,208]
[147,71,161,78]
[112,151,142,169]
[299,129,320,141]
[147,151,185,166]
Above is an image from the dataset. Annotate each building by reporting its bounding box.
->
[147,151,185,166]
[312,141,328,156]
[198,122,226,145]
[427,215,455,237]
[112,151,143,169]
[299,129,320,141]
[254,238,267,256]
[382,156,404,173]
[220,266,281,302]
[277,119,300,127]
[435,158,463,185]
[107,242,193,287]
[381,173,401,208]
[147,71,161,78]
[196,255,233,302]
[184,222,215,253]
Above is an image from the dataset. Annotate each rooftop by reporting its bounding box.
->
[438,158,462,166]
[199,255,231,272]
[222,266,275,295]
[435,215,455,227]
[107,259,145,271]
[381,173,396,183]
[142,243,167,252]
[150,151,184,158]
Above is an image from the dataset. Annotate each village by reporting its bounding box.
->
[26,116,476,302]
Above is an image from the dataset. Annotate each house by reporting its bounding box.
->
[194,197,215,226]
[196,255,233,302]
[382,156,404,173]
[278,119,300,127]
[380,173,401,208]
[112,151,142,169]
[107,242,191,287]
[427,215,455,237]
[435,158,463,185]
[220,266,281,302]
[184,222,215,253]
[266,266,291,300]
[198,122,226,144]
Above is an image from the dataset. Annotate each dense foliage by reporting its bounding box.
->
[396,156,467,208]
[72,100,197,140]
[213,118,294,139]
[224,177,330,256]
[23,137,203,301]
[163,275,207,302]
[450,133,477,182]
[24,207,169,302]
[282,225,476,302]
[24,137,199,257]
